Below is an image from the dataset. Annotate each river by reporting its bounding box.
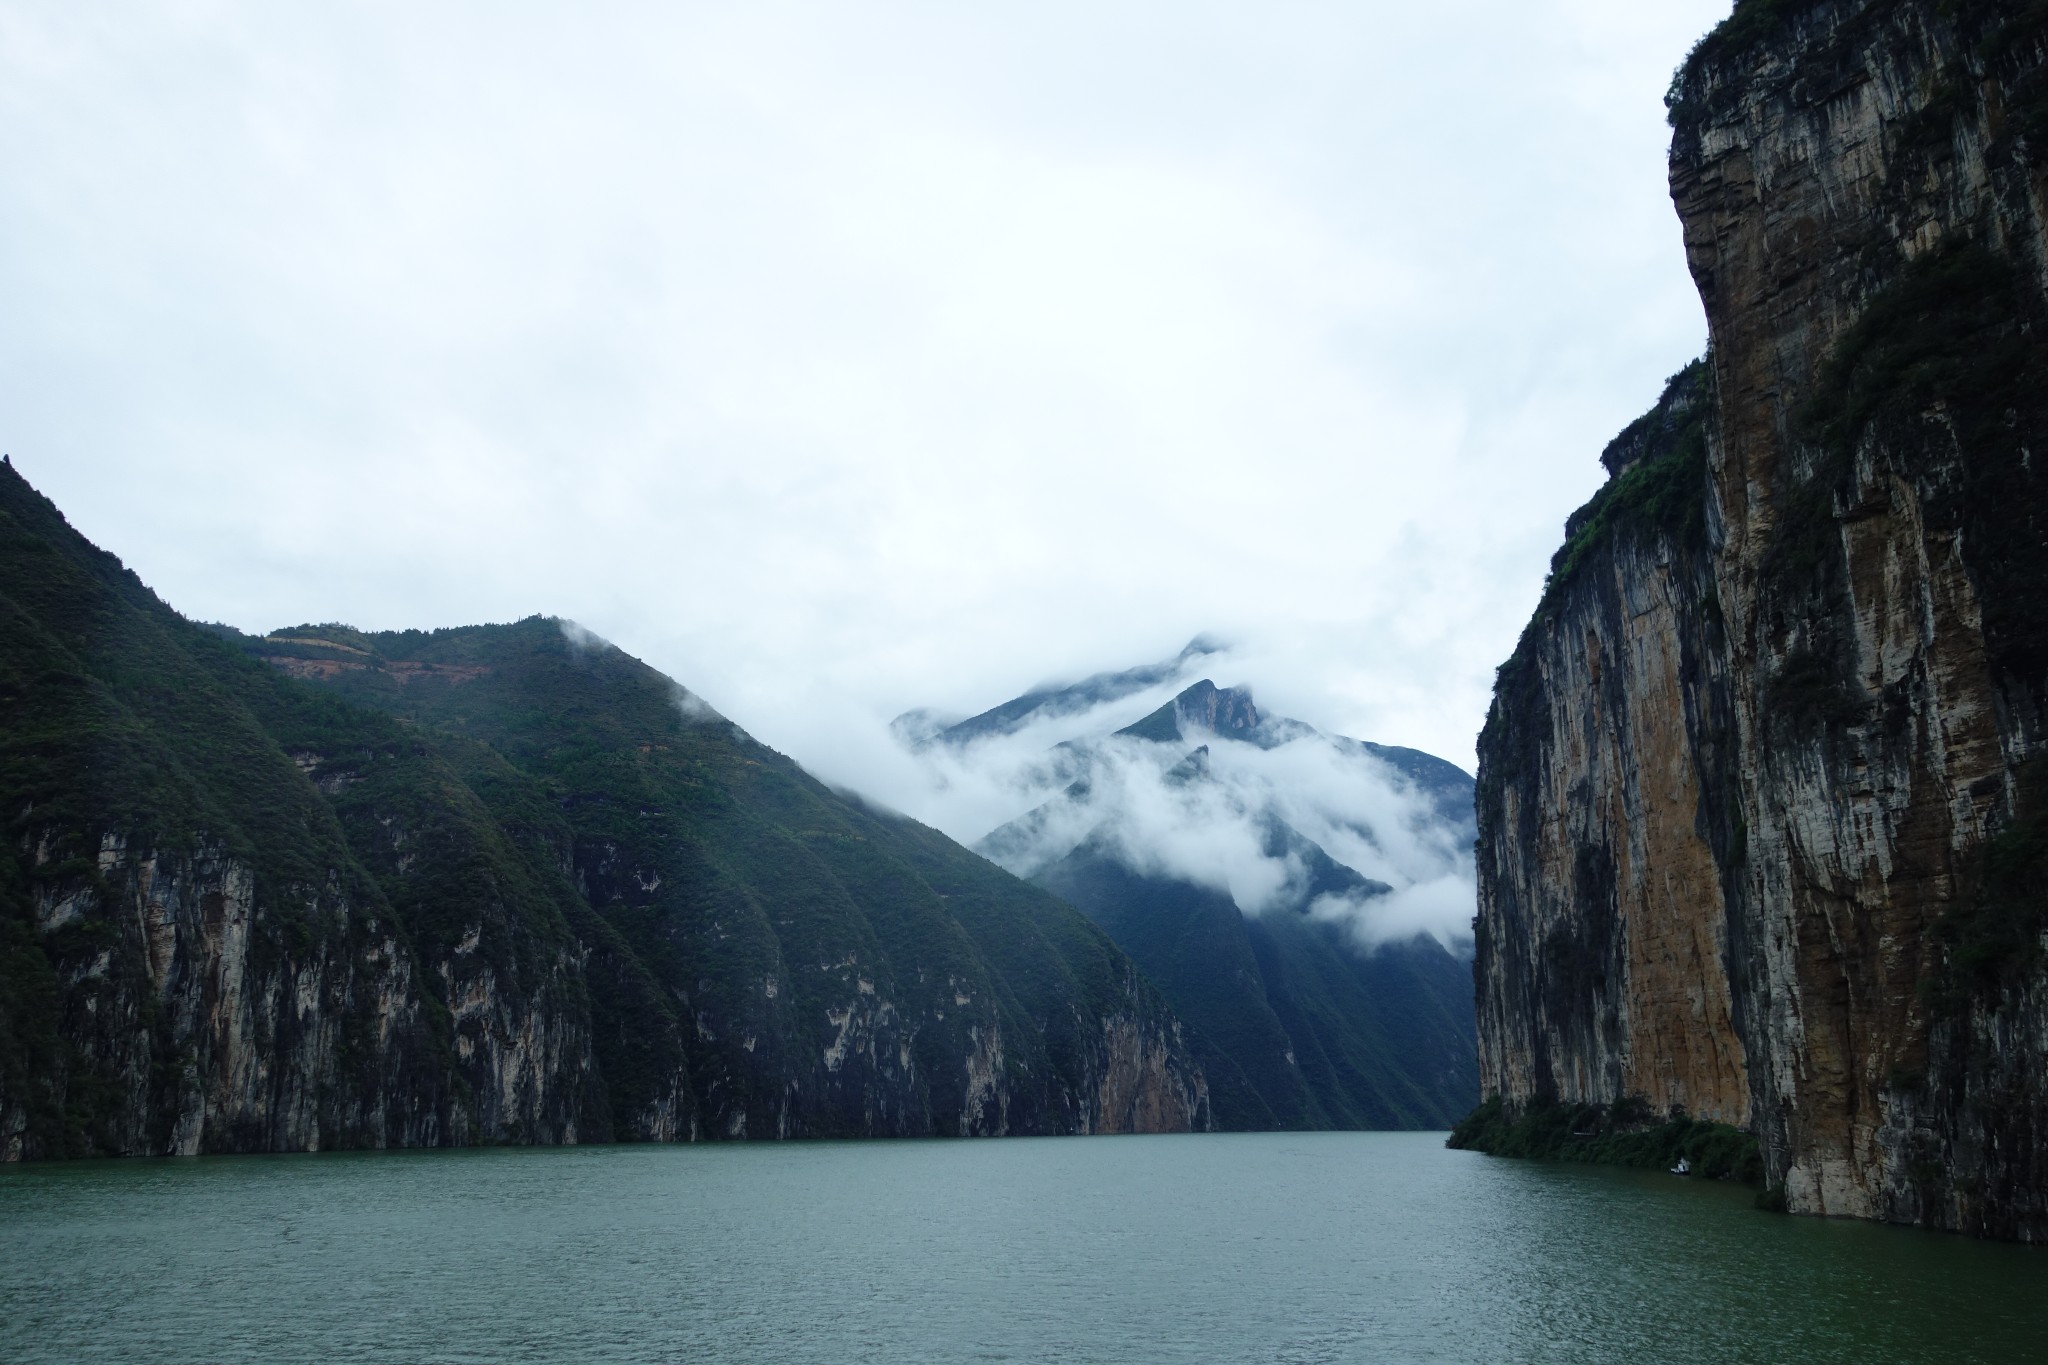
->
[1,1131,2038,1362]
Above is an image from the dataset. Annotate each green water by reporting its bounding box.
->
[0,1132,2039,1362]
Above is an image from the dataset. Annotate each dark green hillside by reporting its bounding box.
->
[0,461,1206,1157]
[0,461,473,1155]
[1039,838,1476,1131]
[1040,847,1296,1128]
[1244,921,1477,1130]
[190,626,693,1142]
[237,618,1208,1138]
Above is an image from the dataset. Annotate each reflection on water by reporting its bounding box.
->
[0,1132,2038,1363]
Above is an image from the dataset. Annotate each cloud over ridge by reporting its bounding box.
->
[891,640,1479,953]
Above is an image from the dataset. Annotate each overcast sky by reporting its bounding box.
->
[3,0,1729,790]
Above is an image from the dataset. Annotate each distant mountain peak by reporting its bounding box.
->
[1164,745,1212,786]
[1175,680,1259,738]
[901,633,1481,1130]
[1115,679,1260,746]
[888,707,964,750]
[896,634,1230,750]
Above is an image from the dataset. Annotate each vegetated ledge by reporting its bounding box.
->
[1448,1097,1773,1203]
[1922,756,2048,1015]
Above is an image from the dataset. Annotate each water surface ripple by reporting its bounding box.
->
[1,1132,2038,1362]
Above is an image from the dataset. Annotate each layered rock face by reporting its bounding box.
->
[7,781,598,1162]
[14,839,459,1159]
[1476,365,1754,1132]
[1478,0,2048,1239]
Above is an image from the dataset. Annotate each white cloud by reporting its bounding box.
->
[885,660,1481,950]
[1313,875,1480,955]
[1,0,1732,786]
[558,618,612,656]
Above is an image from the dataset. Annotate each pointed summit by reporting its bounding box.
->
[924,637,1480,1131]
[1164,744,1212,786]
[901,635,1229,749]
[1115,680,1260,745]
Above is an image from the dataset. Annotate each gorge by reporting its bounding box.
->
[6,0,2047,1259]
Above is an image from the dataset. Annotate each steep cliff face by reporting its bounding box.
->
[10,837,453,1158]
[1477,0,2048,1239]
[312,746,615,1145]
[1477,364,1754,1131]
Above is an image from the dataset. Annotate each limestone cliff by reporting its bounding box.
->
[1476,363,1753,1132]
[1477,0,2048,1239]
[12,838,458,1158]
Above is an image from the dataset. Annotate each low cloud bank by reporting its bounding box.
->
[883,650,1477,955]
[557,617,612,655]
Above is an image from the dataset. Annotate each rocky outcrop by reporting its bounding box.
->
[1477,0,2048,1240]
[10,837,458,1158]
[6,758,619,1158]
[1086,1006,1209,1135]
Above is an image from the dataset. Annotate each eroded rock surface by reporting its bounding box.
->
[1478,0,2048,1239]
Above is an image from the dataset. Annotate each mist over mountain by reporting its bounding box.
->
[892,646,1480,1128]
[896,641,1479,952]
[893,636,1230,753]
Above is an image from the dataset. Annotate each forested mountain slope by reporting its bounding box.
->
[0,461,1206,1158]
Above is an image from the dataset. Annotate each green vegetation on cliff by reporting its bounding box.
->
[1925,758,2048,1007]
[1769,244,2048,696]
[1448,1096,1764,1184]
[1543,361,1712,604]
[1670,0,1802,105]
[0,461,458,1155]
[1672,0,2048,133]
[1479,360,1715,801]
